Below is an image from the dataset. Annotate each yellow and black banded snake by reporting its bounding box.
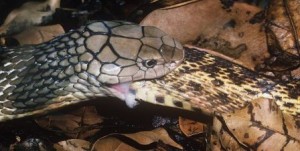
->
[131,46,300,117]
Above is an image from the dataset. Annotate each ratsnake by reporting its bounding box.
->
[130,46,300,117]
[0,21,299,122]
[0,21,184,122]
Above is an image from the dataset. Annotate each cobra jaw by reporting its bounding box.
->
[107,82,139,108]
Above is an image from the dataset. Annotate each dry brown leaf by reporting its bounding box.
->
[91,128,182,151]
[0,0,60,37]
[211,98,300,150]
[12,24,65,45]
[262,0,300,78]
[54,139,91,151]
[178,116,206,137]
[92,137,138,151]
[141,0,268,70]
[266,0,300,57]
[35,106,103,139]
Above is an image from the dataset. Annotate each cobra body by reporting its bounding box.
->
[131,46,300,117]
[0,21,184,121]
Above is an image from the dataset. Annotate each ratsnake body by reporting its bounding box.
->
[131,46,300,117]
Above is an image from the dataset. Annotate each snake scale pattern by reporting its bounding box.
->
[0,21,184,122]
[131,46,300,117]
[0,20,299,122]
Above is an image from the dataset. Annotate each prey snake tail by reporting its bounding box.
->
[0,21,184,122]
[131,46,300,117]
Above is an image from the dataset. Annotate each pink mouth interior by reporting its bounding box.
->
[110,82,131,95]
[109,82,138,108]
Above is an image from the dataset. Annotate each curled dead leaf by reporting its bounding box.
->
[266,0,300,57]
[35,106,103,139]
[92,128,182,151]
[179,116,206,137]
[262,0,300,79]
[54,139,91,151]
[211,98,300,150]
[12,24,65,45]
[0,0,60,37]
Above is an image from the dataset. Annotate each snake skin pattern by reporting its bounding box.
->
[0,21,184,121]
[131,46,300,117]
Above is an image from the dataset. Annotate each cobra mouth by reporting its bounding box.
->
[107,82,138,108]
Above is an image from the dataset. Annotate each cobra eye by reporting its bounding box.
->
[142,59,157,68]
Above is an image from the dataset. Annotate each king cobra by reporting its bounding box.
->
[0,21,184,122]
